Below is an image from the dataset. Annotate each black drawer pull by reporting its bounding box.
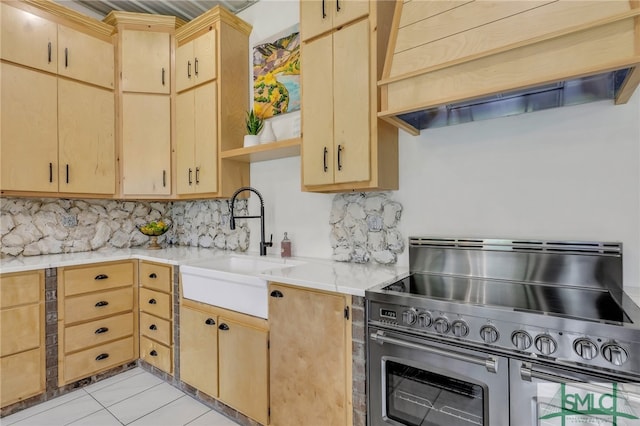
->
[205,318,215,325]
[218,323,229,331]
[65,47,68,68]
[149,273,157,279]
[95,353,109,361]
[95,327,109,334]
[194,57,199,76]
[162,67,165,86]
[187,60,191,78]
[95,301,109,307]
[95,274,109,280]
[149,324,157,331]
[148,299,157,305]
[270,290,284,298]
[47,42,52,63]
[150,350,158,357]
[49,162,53,183]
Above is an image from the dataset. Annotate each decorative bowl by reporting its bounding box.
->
[136,220,171,250]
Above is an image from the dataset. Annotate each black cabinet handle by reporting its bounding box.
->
[49,163,53,183]
[95,353,109,361]
[187,60,191,78]
[188,168,193,185]
[205,318,215,325]
[150,350,158,357]
[95,327,109,334]
[337,144,343,171]
[95,301,109,307]
[195,57,199,76]
[162,67,165,86]
[270,290,284,298]
[323,147,328,172]
[149,273,157,279]
[66,164,69,184]
[162,170,166,187]
[336,0,340,11]
[48,42,52,63]
[65,47,68,68]
[149,324,157,330]
[195,167,200,184]
[95,274,109,280]
[322,0,326,18]
[218,323,229,331]
[148,299,157,305]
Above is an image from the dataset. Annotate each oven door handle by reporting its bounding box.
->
[370,331,498,374]
[520,363,620,394]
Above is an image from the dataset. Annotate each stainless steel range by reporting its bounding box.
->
[366,237,640,426]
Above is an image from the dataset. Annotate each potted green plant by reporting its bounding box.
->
[244,109,264,147]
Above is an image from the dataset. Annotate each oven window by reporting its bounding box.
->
[386,360,485,426]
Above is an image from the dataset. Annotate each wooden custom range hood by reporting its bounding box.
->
[378,0,640,135]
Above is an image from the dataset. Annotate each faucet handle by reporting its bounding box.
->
[267,234,273,247]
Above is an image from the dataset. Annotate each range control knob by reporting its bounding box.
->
[402,309,418,326]
[511,331,533,350]
[433,317,450,334]
[601,343,629,366]
[418,312,433,328]
[451,320,469,337]
[534,334,557,355]
[574,338,598,360]
[480,325,499,344]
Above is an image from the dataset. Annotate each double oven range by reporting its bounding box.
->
[366,237,640,426]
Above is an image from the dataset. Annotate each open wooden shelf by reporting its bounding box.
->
[220,137,301,163]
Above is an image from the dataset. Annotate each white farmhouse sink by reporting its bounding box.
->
[180,255,303,319]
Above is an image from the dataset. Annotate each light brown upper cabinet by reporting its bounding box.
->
[300,0,369,41]
[301,1,398,193]
[121,30,170,94]
[57,25,114,89]
[176,29,217,93]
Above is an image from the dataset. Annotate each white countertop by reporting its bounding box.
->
[0,247,409,297]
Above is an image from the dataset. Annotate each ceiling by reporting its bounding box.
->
[63,0,257,22]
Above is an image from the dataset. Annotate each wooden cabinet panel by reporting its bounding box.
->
[140,312,171,345]
[193,30,217,85]
[176,90,197,194]
[57,25,114,89]
[0,304,40,356]
[64,287,133,325]
[0,270,42,308]
[63,337,134,384]
[331,0,369,30]
[269,284,349,426]
[180,305,218,398]
[122,93,171,195]
[58,80,115,195]
[64,312,134,353]
[139,262,172,293]
[0,3,57,73]
[121,30,170,94]
[300,0,368,41]
[139,288,171,320]
[218,317,268,425]
[63,262,134,297]
[1,63,58,192]
[140,336,171,373]
[0,348,44,407]
[175,41,193,93]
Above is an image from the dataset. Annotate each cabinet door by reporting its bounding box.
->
[193,30,217,85]
[301,34,334,186]
[331,0,369,30]
[122,93,171,195]
[333,19,370,184]
[1,349,44,408]
[176,90,196,194]
[0,3,57,73]
[57,25,114,89]
[180,306,218,398]
[121,30,170,94]
[269,284,348,426]
[194,82,218,193]
[58,80,115,194]
[175,41,194,93]
[218,317,268,425]
[1,63,58,192]
[300,0,334,41]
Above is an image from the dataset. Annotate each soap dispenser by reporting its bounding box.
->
[281,232,292,258]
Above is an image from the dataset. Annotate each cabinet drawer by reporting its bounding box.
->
[1,348,44,408]
[139,262,171,293]
[140,312,171,346]
[1,270,42,308]
[139,288,171,320]
[65,287,133,325]
[63,262,135,296]
[63,336,134,384]
[140,336,172,374]
[65,312,134,354]
[1,304,41,357]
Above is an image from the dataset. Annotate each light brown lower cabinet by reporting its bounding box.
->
[268,282,353,426]
[180,299,269,425]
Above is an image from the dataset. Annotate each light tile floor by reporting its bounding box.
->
[2,368,240,426]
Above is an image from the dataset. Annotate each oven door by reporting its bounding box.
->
[368,327,509,426]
